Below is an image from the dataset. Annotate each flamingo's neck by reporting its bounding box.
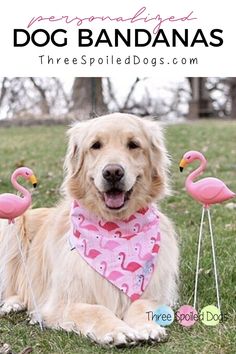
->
[79,214,84,226]
[101,261,107,275]
[83,239,87,255]
[136,243,142,258]
[11,172,31,202]
[115,231,121,237]
[186,157,207,186]
[120,252,125,268]
[140,275,145,292]
[99,237,103,248]
[122,284,129,293]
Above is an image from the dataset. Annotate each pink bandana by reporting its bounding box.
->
[69,201,160,301]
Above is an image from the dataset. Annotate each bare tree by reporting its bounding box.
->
[1,76,235,122]
[187,78,214,119]
[0,77,7,107]
[71,78,108,119]
[106,77,150,115]
[105,77,190,119]
[227,78,236,118]
[29,77,50,115]
[0,77,69,120]
[205,78,236,119]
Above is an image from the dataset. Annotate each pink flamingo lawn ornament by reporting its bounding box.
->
[0,167,37,224]
[179,150,235,312]
[0,167,43,330]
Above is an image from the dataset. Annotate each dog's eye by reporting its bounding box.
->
[127,141,140,150]
[90,141,102,150]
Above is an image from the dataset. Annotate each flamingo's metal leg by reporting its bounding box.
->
[193,207,205,309]
[207,208,221,312]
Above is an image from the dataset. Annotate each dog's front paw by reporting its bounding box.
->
[0,295,25,315]
[134,322,167,342]
[87,325,139,347]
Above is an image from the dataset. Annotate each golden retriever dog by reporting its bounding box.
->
[0,113,178,346]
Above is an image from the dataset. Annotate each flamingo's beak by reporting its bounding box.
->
[29,175,37,188]
[179,159,188,172]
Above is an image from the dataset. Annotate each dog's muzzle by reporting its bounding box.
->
[101,164,130,209]
[102,164,124,184]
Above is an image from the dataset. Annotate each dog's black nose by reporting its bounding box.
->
[102,164,124,183]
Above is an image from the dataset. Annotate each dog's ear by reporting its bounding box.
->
[143,119,171,199]
[63,120,90,178]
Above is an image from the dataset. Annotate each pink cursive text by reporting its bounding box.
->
[27,7,197,34]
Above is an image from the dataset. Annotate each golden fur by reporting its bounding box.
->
[0,113,179,346]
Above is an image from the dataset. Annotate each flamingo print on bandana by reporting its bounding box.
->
[69,201,161,301]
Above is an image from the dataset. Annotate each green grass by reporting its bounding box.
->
[0,120,236,354]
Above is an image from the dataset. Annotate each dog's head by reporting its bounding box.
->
[63,113,170,220]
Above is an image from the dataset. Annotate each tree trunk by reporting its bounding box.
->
[71,78,108,120]
[228,78,236,119]
[188,78,214,119]
[29,77,50,115]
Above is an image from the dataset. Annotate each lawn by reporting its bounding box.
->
[0,120,236,354]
